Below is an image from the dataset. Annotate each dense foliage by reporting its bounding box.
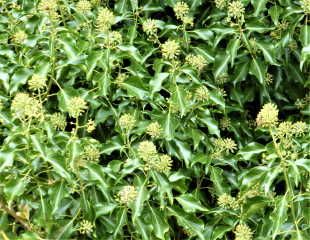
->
[0,0,309,239]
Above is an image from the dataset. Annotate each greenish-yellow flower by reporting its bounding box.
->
[119,113,136,131]
[301,0,310,14]
[78,220,94,235]
[215,0,227,9]
[293,121,307,136]
[146,121,162,138]
[227,0,245,22]
[216,73,229,85]
[256,103,279,127]
[104,31,122,48]
[38,0,58,13]
[195,86,209,101]
[214,138,237,153]
[117,185,137,204]
[138,141,157,161]
[218,193,239,210]
[234,224,253,240]
[86,119,96,133]
[173,1,189,20]
[11,93,43,121]
[67,97,87,118]
[182,16,194,27]
[185,54,207,71]
[83,145,100,162]
[142,19,158,35]
[220,117,231,130]
[97,7,115,32]
[50,112,66,130]
[76,0,92,13]
[28,74,47,91]
[156,154,172,173]
[161,40,180,60]
[12,31,27,44]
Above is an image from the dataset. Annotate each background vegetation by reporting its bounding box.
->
[0,0,309,239]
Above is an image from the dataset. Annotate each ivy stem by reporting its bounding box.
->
[0,200,32,233]
[269,128,301,238]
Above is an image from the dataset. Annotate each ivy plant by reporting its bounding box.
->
[0,0,309,239]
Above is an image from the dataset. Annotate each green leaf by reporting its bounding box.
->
[0,151,14,171]
[167,206,205,240]
[255,41,279,65]
[132,176,149,221]
[113,208,127,238]
[189,29,214,41]
[270,195,288,239]
[149,207,169,239]
[213,53,230,79]
[300,25,310,50]
[150,72,169,95]
[251,0,268,16]
[176,194,209,213]
[226,38,240,67]
[249,58,266,84]
[121,77,149,100]
[237,142,266,161]
[31,135,72,181]
[10,68,32,94]
[171,85,187,117]
[199,110,220,137]
[4,179,28,207]
[210,167,226,195]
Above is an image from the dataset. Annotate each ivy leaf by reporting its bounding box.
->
[237,142,266,161]
[176,194,209,213]
[249,58,266,84]
[270,195,288,239]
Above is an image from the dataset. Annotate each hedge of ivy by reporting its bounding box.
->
[0,0,309,239]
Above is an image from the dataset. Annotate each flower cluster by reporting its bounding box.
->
[137,141,172,172]
[97,7,115,32]
[265,73,273,85]
[215,0,227,9]
[220,117,231,130]
[67,97,87,118]
[104,31,122,48]
[215,73,229,85]
[161,40,180,60]
[256,103,279,127]
[214,138,237,154]
[28,74,47,91]
[86,119,96,133]
[82,145,100,163]
[138,141,157,161]
[38,0,59,21]
[78,220,94,235]
[185,54,207,72]
[227,0,245,23]
[217,193,239,210]
[142,19,158,36]
[156,154,173,173]
[195,86,209,101]
[173,2,189,20]
[119,113,136,131]
[11,93,43,121]
[50,112,66,130]
[146,122,162,138]
[117,185,137,205]
[76,0,92,13]
[234,224,253,240]
[301,0,310,14]
[12,31,27,44]
[173,2,193,27]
